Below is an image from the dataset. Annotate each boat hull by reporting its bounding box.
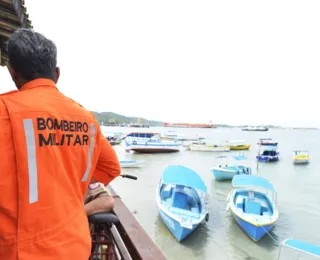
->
[232,213,274,241]
[256,156,279,162]
[211,169,237,181]
[257,143,278,146]
[211,167,251,181]
[120,160,144,168]
[293,159,310,164]
[159,209,198,241]
[229,145,251,150]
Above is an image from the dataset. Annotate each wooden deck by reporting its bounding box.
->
[0,0,32,66]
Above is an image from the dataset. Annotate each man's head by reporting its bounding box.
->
[7,28,60,89]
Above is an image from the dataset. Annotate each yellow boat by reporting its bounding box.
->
[293,150,310,164]
[226,140,251,150]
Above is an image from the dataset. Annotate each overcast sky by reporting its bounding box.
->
[1,0,320,127]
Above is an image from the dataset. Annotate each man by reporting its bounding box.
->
[84,182,114,216]
[0,29,121,260]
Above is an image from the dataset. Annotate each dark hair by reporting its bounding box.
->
[7,28,57,81]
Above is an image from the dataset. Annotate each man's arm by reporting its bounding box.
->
[85,196,114,216]
[84,183,114,216]
[93,135,121,185]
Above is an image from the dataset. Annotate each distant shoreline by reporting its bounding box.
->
[92,111,319,130]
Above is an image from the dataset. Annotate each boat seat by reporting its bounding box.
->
[172,192,188,209]
[191,207,200,214]
[263,211,271,217]
[170,207,200,218]
[88,212,119,224]
[161,186,173,200]
[244,199,262,215]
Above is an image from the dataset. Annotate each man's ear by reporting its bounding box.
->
[55,67,60,83]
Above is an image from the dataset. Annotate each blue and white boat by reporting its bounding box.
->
[210,155,252,181]
[120,160,144,168]
[278,238,320,259]
[156,165,209,241]
[226,175,279,242]
[256,146,279,162]
[125,132,182,153]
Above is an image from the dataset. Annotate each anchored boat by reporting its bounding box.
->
[257,138,278,146]
[226,140,251,150]
[156,165,209,241]
[125,132,182,153]
[293,150,310,164]
[257,146,279,162]
[211,155,252,181]
[278,238,320,259]
[226,175,279,242]
[120,160,144,168]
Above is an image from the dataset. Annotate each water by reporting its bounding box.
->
[106,127,320,260]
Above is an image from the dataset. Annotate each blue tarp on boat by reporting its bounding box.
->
[232,175,275,192]
[282,239,320,257]
[162,165,207,193]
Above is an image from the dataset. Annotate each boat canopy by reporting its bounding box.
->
[217,155,248,160]
[281,239,320,257]
[232,175,275,192]
[162,165,207,193]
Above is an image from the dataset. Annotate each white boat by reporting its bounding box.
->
[156,165,209,241]
[189,141,230,152]
[293,150,310,164]
[120,160,144,168]
[125,132,182,153]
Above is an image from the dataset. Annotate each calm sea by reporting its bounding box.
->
[106,126,319,260]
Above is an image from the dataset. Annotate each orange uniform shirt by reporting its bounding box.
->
[0,79,121,260]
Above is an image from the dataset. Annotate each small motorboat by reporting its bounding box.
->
[292,150,310,164]
[210,155,252,181]
[277,238,320,259]
[125,132,182,153]
[120,160,144,168]
[156,165,209,242]
[226,175,279,242]
[226,140,251,150]
[257,138,278,146]
[257,146,279,162]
